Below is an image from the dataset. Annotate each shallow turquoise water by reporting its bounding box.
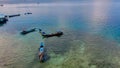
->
[0,3,120,68]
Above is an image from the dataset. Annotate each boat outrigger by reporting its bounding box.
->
[8,14,20,18]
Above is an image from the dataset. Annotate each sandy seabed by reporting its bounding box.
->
[0,30,120,68]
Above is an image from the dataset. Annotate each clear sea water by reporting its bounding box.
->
[0,2,120,68]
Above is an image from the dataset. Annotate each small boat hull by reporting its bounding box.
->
[0,18,8,24]
[21,28,36,35]
[42,32,63,38]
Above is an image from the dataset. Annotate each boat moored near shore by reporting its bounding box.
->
[0,14,8,24]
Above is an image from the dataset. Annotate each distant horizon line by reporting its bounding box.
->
[0,1,118,4]
[0,2,117,5]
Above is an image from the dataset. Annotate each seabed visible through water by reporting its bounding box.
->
[0,3,120,68]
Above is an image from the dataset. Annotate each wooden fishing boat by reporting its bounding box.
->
[42,31,63,38]
[0,14,8,24]
[21,28,36,35]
